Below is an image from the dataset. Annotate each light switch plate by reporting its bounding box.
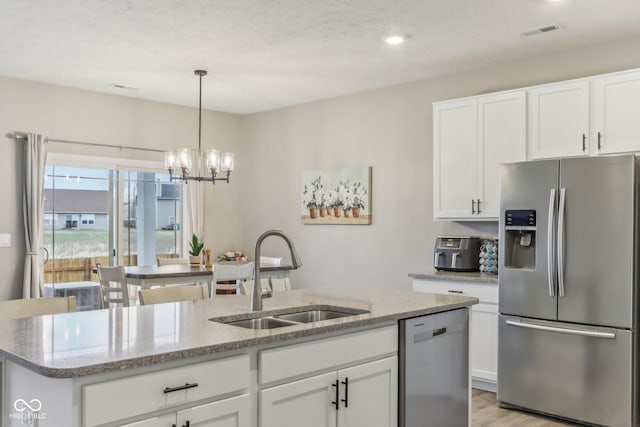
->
[0,233,11,247]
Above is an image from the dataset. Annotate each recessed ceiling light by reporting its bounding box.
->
[385,35,405,45]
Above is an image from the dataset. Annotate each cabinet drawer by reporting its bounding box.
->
[83,354,249,426]
[260,326,397,385]
[413,279,498,304]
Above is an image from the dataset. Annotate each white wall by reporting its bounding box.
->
[4,35,640,299]
[0,77,241,300]
[235,35,640,291]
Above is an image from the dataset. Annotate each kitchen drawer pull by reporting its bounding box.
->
[582,133,586,152]
[506,320,615,339]
[341,377,349,408]
[477,199,481,214]
[471,199,476,214]
[163,382,199,394]
[447,290,463,294]
[331,379,340,411]
[597,131,602,150]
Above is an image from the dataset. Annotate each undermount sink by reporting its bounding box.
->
[274,309,358,323]
[226,317,298,330]
[211,306,370,330]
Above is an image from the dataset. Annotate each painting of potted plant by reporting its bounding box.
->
[302,176,323,218]
[351,182,367,217]
[301,167,372,225]
[188,234,204,265]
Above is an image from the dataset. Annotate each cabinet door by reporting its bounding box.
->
[477,91,526,218]
[337,357,397,427]
[433,98,478,219]
[470,303,498,388]
[176,394,250,427]
[121,414,176,426]
[592,70,640,154]
[260,372,337,427]
[529,80,589,159]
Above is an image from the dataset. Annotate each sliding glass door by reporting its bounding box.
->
[44,160,183,299]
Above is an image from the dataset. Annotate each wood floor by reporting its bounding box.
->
[472,389,580,426]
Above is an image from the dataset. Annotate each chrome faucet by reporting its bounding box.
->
[251,230,302,311]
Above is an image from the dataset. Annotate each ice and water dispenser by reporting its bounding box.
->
[504,210,536,269]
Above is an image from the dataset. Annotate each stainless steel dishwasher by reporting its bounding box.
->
[399,308,469,427]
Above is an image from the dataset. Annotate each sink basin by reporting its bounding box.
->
[275,309,362,323]
[226,317,298,330]
[210,306,370,329]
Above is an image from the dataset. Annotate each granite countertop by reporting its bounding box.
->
[409,270,498,284]
[0,288,477,379]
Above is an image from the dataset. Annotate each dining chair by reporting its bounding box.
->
[211,262,255,297]
[0,296,77,319]
[239,277,291,296]
[157,257,190,266]
[96,264,130,308]
[138,284,209,305]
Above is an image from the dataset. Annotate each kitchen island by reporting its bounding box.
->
[0,288,476,426]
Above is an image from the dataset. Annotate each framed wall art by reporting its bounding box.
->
[301,167,372,225]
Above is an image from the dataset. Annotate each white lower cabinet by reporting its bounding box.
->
[260,372,337,427]
[176,394,250,427]
[260,357,397,427]
[413,278,498,391]
[336,357,397,427]
[122,394,250,427]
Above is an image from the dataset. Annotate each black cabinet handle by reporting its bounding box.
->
[341,377,349,408]
[184,421,190,427]
[471,199,476,214]
[598,132,602,150]
[164,382,198,394]
[582,133,586,152]
[331,379,340,411]
[448,290,463,294]
[477,199,481,214]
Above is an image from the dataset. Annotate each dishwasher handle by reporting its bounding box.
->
[412,322,465,344]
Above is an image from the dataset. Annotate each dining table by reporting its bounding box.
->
[121,263,294,290]
[123,264,214,290]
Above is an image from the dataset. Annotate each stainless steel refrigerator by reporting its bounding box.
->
[498,155,639,427]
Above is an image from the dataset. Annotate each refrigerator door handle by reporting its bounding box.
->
[506,319,616,339]
[557,188,566,297]
[547,188,556,297]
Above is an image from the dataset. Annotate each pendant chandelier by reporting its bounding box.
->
[164,70,234,184]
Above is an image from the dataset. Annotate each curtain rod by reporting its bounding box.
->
[7,132,165,154]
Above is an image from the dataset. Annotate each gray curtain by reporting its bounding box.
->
[22,133,48,298]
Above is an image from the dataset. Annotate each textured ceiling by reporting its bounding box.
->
[1,0,640,114]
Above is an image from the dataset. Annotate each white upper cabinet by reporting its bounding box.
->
[433,98,478,219]
[433,91,526,220]
[477,91,527,218]
[528,80,590,159]
[592,69,640,155]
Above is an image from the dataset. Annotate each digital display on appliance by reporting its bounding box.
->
[505,210,536,227]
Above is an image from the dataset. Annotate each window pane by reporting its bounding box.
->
[43,165,113,299]
[122,170,182,266]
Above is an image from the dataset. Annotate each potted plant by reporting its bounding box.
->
[189,234,204,265]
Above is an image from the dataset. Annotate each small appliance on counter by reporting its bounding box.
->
[433,236,481,272]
